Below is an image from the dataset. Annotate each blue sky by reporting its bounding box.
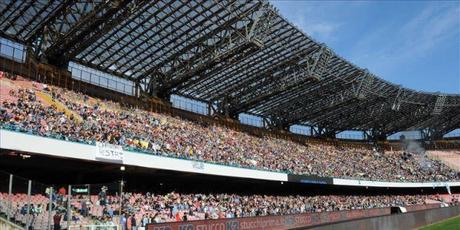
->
[271,0,460,94]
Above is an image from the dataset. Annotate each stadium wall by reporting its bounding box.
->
[147,208,391,230]
[305,205,460,230]
[146,204,450,230]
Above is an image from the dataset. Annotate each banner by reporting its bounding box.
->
[147,208,390,230]
[192,161,205,170]
[147,205,444,230]
[95,142,124,163]
[71,185,90,195]
[287,174,333,184]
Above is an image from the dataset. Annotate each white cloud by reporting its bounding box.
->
[350,4,460,72]
[271,1,345,43]
[292,12,342,43]
[399,5,460,57]
[298,20,341,42]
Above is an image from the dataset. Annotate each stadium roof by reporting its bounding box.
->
[1,0,459,139]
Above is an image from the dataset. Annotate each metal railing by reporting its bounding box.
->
[0,171,122,230]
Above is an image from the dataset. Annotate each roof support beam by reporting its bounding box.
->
[197,26,309,100]
[311,126,338,138]
[152,3,274,98]
[44,0,146,67]
[1,0,36,34]
[78,0,165,65]
[24,1,74,43]
[225,45,333,114]
[136,1,264,81]
[432,94,447,115]
[253,62,357,114]
[91,0,200,74]
[364,128,387,142]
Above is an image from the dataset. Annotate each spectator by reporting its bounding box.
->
[53,211,62,230]
[81,200,88,217]
[120,213,127,230]
[131,215,137,230]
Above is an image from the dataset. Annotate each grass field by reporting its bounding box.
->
[419,215,460,230]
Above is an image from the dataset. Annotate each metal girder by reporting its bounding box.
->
[354,69,374,99]
[382,106,432,134]
[419,112,460,140]
[304,96,374,126]
[432,94,447,115]
[330,92,426,133]
[0,0,70,43]
[271,85,360,127]
[196,21,310,100]
[252,60,358,114]
[18,1,66,41]
[420,128,442,141]
[413,108,460,138]
[382,92,436,132]
[312,100,386,131]
[90,0,211,77]
[444,95,460,107]
[282,73,402,130]
[127,0,249,79]
[364,128,387,142]
[391,86,404,111]
[0,1,17,20]
[28,1,101,57]
[43,0,146,67]
[228,67,313,115]
[174,14,288,96]
[0,1,30,33]
[66,1,150,62]
[141,1,274,98]
[222,48,320,114]
[181,35,308,98]
[224,45,333,115]
[1,1,36,34]
[2,0,459,136]
[28,3,71,43]
[311,126,338,138]
[157,33,262,97]
[202,39,320,100]
[345,90,420,132]
[307,45,333,81]
[259,67,365,126]
[78,0,165,68]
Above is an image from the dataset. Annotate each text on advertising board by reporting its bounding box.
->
[95,142,124,163]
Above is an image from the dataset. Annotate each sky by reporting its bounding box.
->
[271,0,460,94]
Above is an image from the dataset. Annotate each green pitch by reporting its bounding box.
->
[419,215,460,230]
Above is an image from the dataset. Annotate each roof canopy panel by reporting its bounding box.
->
[1,0,459,136]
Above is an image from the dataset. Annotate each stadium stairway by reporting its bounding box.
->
[0,216,23,230]
[36,91,83,124]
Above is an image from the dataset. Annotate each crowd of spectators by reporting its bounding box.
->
[1,77,459,182]
[5,188,456,229]
[107,192,452,227]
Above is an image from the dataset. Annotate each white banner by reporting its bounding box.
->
[192,161,205,170]
[95,142,124,163]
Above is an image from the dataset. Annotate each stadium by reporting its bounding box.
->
[0,0,459,229]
